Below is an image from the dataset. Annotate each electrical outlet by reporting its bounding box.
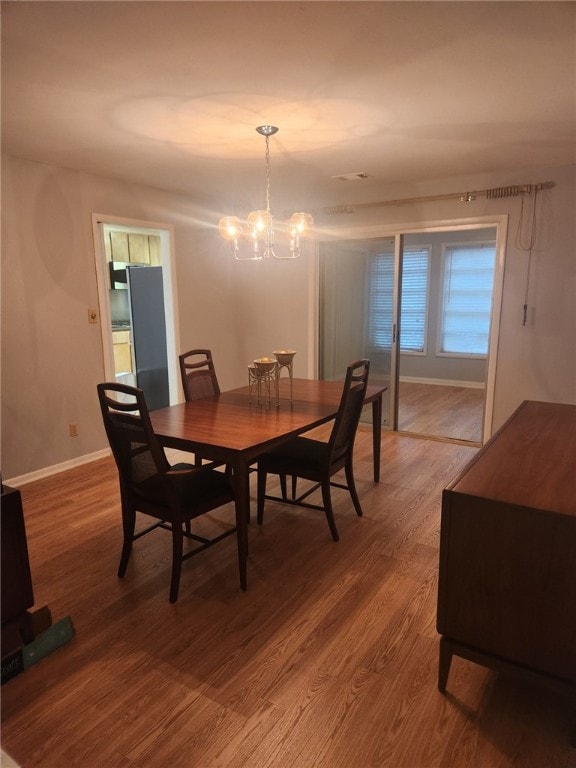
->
[69,423,79,437]
[88,308,99,324]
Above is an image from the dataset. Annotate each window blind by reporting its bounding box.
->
[440,244,496,355]
[368,248,430,353]
[399,249,429,352]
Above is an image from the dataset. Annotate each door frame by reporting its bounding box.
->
[91,213,181,405]
[313,214,508,443]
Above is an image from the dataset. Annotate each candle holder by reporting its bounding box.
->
[250,358,278,406]
[274,350,296,402]
[248,365,258,402]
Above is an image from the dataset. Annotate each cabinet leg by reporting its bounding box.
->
[438,636,453,693]
[571,695,576,748]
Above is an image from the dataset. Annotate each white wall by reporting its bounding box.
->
[2,156,575,481]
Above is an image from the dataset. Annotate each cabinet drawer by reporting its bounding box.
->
[112,331,133,374]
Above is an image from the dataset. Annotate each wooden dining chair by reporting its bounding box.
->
[179,349,221,401]
[256,359,370,542]
[178,349,225,468]
[97,382,238,603]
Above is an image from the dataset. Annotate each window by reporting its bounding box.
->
[439,243,496,356]
[368,247,430,353]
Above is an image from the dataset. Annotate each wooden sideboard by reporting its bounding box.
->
[1,484,52,664]
[436,400,576,741]
[1,485,34,626]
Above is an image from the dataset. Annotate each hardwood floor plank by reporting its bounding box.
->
[398,382,484,443]
[2,430,572,767]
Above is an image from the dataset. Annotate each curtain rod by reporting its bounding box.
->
[322,181,555,215]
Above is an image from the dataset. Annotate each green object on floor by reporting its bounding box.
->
[1,616,74,684]
[22,616,74,669]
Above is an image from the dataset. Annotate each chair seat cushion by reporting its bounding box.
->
[259,437,329,476]
[134,462,233,510]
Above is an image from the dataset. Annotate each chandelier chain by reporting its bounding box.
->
[265,135,271,213]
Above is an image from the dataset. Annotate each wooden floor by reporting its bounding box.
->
[2,430,573,767]
[398,382,484,443]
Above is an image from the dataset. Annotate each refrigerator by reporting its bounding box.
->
[126,265,170,410]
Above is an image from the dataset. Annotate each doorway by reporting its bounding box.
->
[318,217,506,444]
[319,236,396,427]
[396,228,496,443]
[92,215,180,406]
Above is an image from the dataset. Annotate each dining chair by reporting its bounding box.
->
[179,348,256,481]
[256,359,371,542]
[97,382,237,603]
[178,348,225,468]
[179,349,221,401]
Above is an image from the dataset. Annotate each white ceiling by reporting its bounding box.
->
[2,1,575,216]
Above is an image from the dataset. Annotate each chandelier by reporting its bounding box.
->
[218,125,313,260]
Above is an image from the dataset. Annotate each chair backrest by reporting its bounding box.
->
[97,382,169,500]
[179,349,220,402]
[328,360,370,464]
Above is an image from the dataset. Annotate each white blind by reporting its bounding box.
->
[440,244,496,355]
[368,248,430,352]
[399,249,429,352]
[368,253,394,350]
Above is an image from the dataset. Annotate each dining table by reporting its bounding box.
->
[150,377,387,591]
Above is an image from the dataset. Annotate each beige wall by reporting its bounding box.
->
[2,156,575,481]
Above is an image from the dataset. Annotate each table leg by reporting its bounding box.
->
[438,636,453,692]
[231,459,249,591]
[371,394,382,483]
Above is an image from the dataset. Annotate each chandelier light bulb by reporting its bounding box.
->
[247,209,272,235]
[219,216,242,241]
[289,212,314,236]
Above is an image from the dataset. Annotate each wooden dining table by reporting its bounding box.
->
[150,378,386,590]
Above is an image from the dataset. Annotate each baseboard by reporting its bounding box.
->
[399,376,485,389]
[4,449,111,488]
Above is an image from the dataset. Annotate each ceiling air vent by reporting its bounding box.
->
[331,172,370,181]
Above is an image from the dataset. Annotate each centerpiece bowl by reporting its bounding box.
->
[253,357,277,374]
[273,349,296,366]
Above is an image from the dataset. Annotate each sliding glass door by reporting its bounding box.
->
[318,220,505,443]
[396,229,496,443]
[318,237,399,427]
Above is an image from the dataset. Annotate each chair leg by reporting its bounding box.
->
[291,475,297,499]
[169,524,184,603]
[118,506,136,577]
[279,473,288,500]
[321,479,339,542]
[257,468,268,525]
[345,460,363,517]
